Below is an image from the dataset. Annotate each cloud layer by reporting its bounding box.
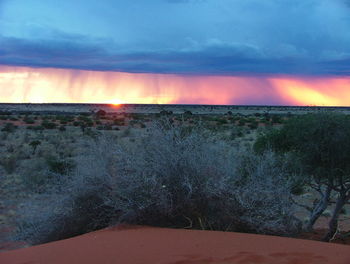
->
[1,0,350,75]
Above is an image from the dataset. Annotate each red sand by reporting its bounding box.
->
[1,226,350,264]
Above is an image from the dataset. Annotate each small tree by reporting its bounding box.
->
[29,140,41,155]
[254,113,350,241]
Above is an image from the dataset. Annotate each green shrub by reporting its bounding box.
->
[1,123,17,132]
[248,121,258,129]
[96,109,107,117]
[46,157,75,175]
[113,118,125,126]
[271,115,283,124]
[78,116,91,122]
[41,121,57,129]
[32,126,44,131]
[217,119,228,125]
[24,118,35,124]
[238,119,246,126]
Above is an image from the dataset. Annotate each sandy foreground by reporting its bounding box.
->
[1,226,350,264]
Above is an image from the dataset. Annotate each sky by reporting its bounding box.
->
[1,0,350,105]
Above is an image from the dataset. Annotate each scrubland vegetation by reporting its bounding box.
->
[0,110,349,248]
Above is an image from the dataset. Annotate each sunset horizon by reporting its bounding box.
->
[2,65,350,106]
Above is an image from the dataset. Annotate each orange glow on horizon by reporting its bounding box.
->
[1,66,350,106]
[269,78,350,106]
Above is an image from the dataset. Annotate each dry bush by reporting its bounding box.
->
[106,122,236,230]
[1,154,18,174]
[19,158,50,188]
[14,121,301,245]
[232,152,302,235]
[14,136,117,244]
[14,166,114,244]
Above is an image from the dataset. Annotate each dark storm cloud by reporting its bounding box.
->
[0,34,337,75]
[1,0,350,75]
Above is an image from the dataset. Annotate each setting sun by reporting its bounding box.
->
[106,99,124,106]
